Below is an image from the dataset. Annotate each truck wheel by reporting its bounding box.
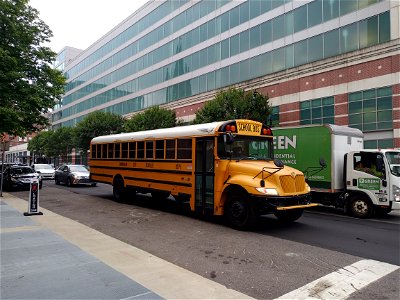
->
[225,192,257,230]
[113,176,126,202]
[274,209,304,223]
[348,196,373,218]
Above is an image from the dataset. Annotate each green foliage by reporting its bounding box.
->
[194,88,271,124]
[28,130,54,157]
[0,0,66,137]
[75,111,125,152]
[50,127,76,160]
[125,106,177,132]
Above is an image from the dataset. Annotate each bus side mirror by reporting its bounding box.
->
[274,159,284,168]
[224,133,234,145]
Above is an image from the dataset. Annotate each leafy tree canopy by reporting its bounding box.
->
[50,127,75,160]
[125,106,177,132]
[0,0,65,137]
[193,88,271,124]
[75,111,125,152]
[27,130,54,157]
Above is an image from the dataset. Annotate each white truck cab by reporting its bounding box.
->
[345,149,400,217]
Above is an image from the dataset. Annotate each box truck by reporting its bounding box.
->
[272,124,400,218]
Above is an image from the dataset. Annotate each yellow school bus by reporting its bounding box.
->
[90,119,317,229]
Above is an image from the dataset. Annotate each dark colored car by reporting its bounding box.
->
[1,165,43,191]
[54,164,96,187]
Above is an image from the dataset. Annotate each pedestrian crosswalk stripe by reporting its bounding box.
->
[276,259,399,299]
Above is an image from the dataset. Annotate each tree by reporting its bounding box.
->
[50,127,75,162]
[193,88,271,124]
[28,130,54,161]
[75,111,125,152]
[125,106,178,132]
[0,0,65,137]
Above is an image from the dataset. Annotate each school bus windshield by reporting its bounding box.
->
[217,135,273,160]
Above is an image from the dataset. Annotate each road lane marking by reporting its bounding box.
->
[276,259,399,299]
[307,210,400,225]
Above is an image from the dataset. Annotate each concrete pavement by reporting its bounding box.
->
[1,193,252,299]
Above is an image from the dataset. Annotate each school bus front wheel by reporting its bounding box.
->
[224,191,257,230]
[274,209,304,223]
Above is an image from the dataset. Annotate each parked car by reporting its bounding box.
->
[54,164,96,187]
[32,164,55,180]
[1,165,42,190]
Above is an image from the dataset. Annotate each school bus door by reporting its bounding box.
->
[195,138,214,214]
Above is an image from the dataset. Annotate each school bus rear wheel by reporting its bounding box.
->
[113,176,126,202]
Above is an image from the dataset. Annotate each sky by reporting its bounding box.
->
[29,0,149,53]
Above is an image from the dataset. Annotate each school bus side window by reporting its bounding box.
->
[115,143,121,159]
[129,142,136,159]
[166,140,175,159]
[121,143,128,159]
[137,141,144,159]
[156,140,165,159]
[177,139,192,159]
[146,141,154,159]
[108,143,113,158]
[101,144,107,158]
[96,144,101,159]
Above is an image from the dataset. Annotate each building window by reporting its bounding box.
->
[364,139,394,149]
[348,86,392,132]
[300,96,334,125]
[268,106,280,127]
[59,3,390,127]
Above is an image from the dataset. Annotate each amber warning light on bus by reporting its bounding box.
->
[225,124,236,132]
[262,127,272,135]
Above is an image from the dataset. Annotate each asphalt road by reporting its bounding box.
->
[7,180,400,299]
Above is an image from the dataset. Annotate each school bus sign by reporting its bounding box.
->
[236,121,262,135]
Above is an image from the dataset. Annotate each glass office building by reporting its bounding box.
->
[52,0,400,148]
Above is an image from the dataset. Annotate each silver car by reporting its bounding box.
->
[32,164,55,180]
[54,164,96,187]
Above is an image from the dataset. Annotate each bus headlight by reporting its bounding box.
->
[255,187,278,195]
[394,185,400,202]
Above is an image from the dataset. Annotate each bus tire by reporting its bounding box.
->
[113,176,126,202]
[348,195,373,218]
[225,192,257,230]
[274,209,303,223]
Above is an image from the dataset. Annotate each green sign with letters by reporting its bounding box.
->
[272,126,332,189]
[358,178,380,190]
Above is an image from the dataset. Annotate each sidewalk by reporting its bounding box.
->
[1,193,252,300]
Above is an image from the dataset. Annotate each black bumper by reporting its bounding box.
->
[253,193,312,214]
